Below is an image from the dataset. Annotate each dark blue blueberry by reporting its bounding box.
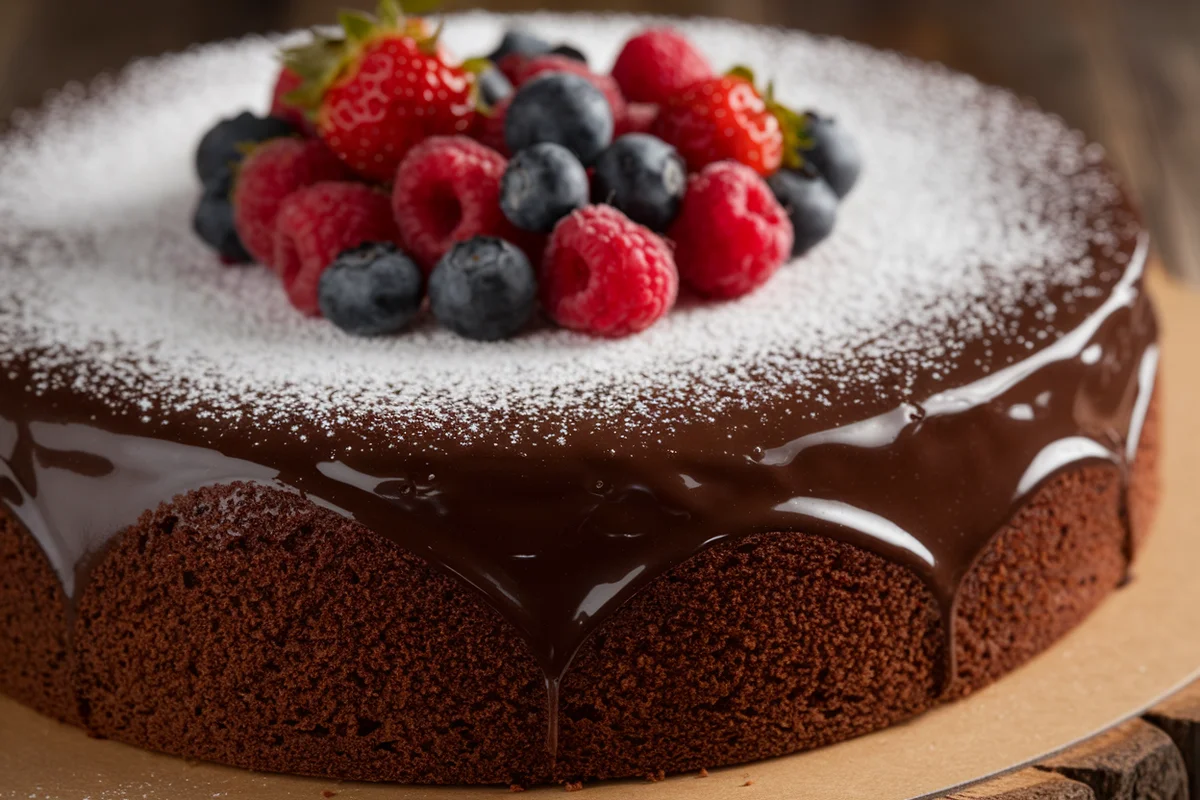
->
[192,167,251,263]
[550,44,588,65]
[429,237,537,341]
[317,243,424,337]
[593,134,687,232]
[195,111,294,186]
[488,29,553,63]
[802,113,862,199]
[500,143,589,233]
[767,165,840,256]
[478,66,514,106]
[505,73,613,166]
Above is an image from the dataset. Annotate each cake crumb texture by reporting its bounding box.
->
[0,392,1158,784]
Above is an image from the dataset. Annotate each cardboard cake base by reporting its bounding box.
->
[1,269,1198,800]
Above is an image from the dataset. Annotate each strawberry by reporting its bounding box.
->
[653,69,802,177]
[283,1,480,183]
[269,66,313,134]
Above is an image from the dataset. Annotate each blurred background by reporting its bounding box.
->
[1,0,1197,283]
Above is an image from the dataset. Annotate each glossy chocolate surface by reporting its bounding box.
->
[0,219,1159,755]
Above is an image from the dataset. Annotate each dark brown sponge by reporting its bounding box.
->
[0,392,1162,785]
[0,508,75,724]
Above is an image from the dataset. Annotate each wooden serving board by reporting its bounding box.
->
[0,268,1197,800]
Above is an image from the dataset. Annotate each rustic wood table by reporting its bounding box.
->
[1,2,1199,797]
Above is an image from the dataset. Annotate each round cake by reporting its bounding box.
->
[0,12,1160,787]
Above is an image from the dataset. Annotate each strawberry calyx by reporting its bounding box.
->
[282,0,450,115]
[726,66,814,171]
[458,57,498,115]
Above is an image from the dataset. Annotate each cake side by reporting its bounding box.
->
[0,388,1159,784]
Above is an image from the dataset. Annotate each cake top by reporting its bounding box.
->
[0,13,1140,453]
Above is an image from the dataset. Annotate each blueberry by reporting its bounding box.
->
[505,73,613,165]
[488,29,553,63]
[500,143,589,233]
[478,67,514,106]
[550,44,588,65]
[593,134,686,232]
[802,113,862,199]
[767,165,840,256]
[192,167,251,263]
[196,112,294,186]
[317,243,424,337]
[429,237,537,341]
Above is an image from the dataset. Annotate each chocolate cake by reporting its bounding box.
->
[0,14,1161,787]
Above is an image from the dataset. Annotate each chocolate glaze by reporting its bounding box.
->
[0,229,1158,756]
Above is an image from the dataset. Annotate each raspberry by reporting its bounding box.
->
[273,182,401,315]
[669,161,794,299]
[233,138,348,268]
[508,55,627,122]
[269,67,312,134]
[542,205,678,338]
[392,136,516,272]
[611,28,713,106]
[615,103,660,138]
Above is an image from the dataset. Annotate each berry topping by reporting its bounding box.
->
[500,143,590,233]
[473,95,512,156]
[611,28,712,107]
[274,182,401,315]
[593,134,687,232]
[233,137,349,267]
[429,237,538,341]
[478,67,515,106]
[192,167,251,264]
[541,205,678,338]
[505,73,614,166]
[615,103,660,138]
[283,2,477,183]
[669,161,793,299]
[488,29,554,64]
[550,44,588,65]
[318,242,424,336]
[391,135,514,272]
[195,111,294,186]
[653,74,784,177]
[506,55,627,122]
[767,165,839,256]
[800,113,863,199]
[269,67,314,134]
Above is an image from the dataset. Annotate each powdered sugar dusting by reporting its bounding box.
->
[0,14,1139,452]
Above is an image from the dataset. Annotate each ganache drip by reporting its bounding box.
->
[0,239,1160,754]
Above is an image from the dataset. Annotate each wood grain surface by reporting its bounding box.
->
[1,0,1198,284]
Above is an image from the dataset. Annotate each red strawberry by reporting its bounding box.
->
[284,3,478,183]
[611,28,712,106]
[233,137,349,268]
[274,182,401,314]
[653,73,786,177]
[269,66,313,134]
[391,136,519,272]
[508,55,627,122]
